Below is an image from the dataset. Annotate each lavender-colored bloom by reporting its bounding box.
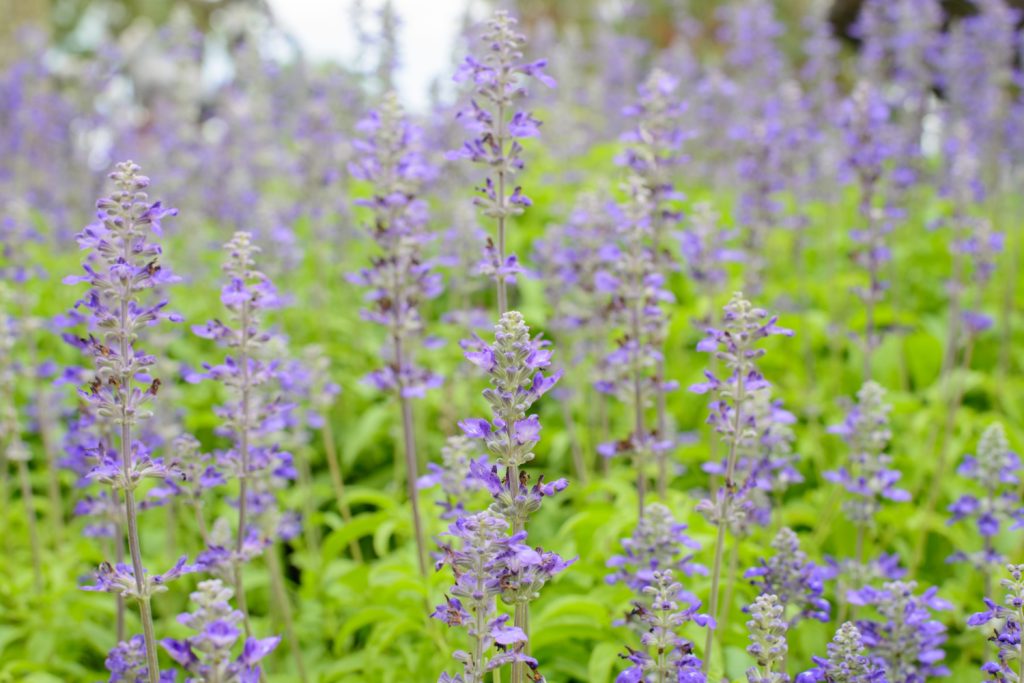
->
[745,528,830,625]
[160,579,279,682]
[607,503,705,593]
[418,435,488,520]
[693,294,792,532]
[967,563,1024,681]
[449,9,554,311]
[795,622,885,683]
[615,570,709,683]
[825,382,908,527]
[618,69,686,258]
[848,581,951,682]
[349,92,442,399]
[679,202,739,294]
[189,232,296,612]
[745,593,790,683]
[459,311,561,479]
[433,512,544,683]
[594,178,676,508]
[105,635,177,683]
[838,83,896,373]
[84,556,195,600]
[65,161,183,680]
[947,424,1021,568]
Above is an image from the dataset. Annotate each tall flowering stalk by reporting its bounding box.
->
[795,622,884,683]
[948,424,1022,592]
[690,293,792,671]
[745,593,790,683]
[161,579,280,681]
[595,178,675,515]
[618,69,686,498]
[349,92,441,575]
[191,231,294,637]
[824,381,909,574]
[745,528,830,627]
[65,161,183,683]
[837,83,893,381]
[432,512,542,683]
[616,570,710,682]
[606,503,704,594]
[847,581,951,682]
[967,563,1024,682]
[0,286,41,591]
[458,311,569,683]
[449,9,555,314]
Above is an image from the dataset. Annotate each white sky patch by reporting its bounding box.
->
[268,0,473,110]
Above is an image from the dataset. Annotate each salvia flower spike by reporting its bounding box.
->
[691,292,791,671]
[450,9,555,314]
[66,161,185,683]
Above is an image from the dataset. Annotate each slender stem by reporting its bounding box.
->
[718,542,741,636]
[267,544,308,683]
[321,418,362,561]
[294,441,320,555]
[119,280,159,683]
[16,457,42,592]
[235,298,255,636]
[655,356,669,500]
[914,337,975,572]
[495,97,508,315]
[399,393,427,576]
[559,396,588,486]
[630,290,647,519]
[34,388,64,543]
[192,500,209,546]
[702,371,746,673]
[113,486,125,642]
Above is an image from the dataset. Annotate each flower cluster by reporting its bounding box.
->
[849,581,951,682]
[450,9,555,311]
[745,593,790,683]
[692,293,792,530]
[348,92,443,398]
[745,528,830,625]
[616,570,710,683]
[432,512,544,683]
[796,622,884,683]
[607,503,705,593]
[619,68,686,258]
[948,423,1022,568]
[679,201,739,295]
[967,563,1024,681]
[105,635,176,683]
[825,381,909,527]
[419,435,488,520]
[459,311,561,479]
[65,161,186,682]
[594,177,676,506]
[161,579,280,681]
[190,232,296,616]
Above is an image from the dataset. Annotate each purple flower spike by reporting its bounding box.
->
[745,528,830,626]
[849,581,950,682]
[948,424,1021,568]
[614,571,708,682]
[825,381,907,529]
[351,93,443,400]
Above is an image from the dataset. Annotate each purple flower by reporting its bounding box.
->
[433,512,546,682]
[418,435,490,520]
[967,564,1024,680]
[948,424,1021,567]
[450,10,553,308]
[825,382,907,527]
[105,635,177,683]
[607,503,705,593]
[161,579,279,682]
[745,528,830,625]
[745,593,789,683]
[849,581,951,682]
[795,622,885,683]
[614,571,709,682]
